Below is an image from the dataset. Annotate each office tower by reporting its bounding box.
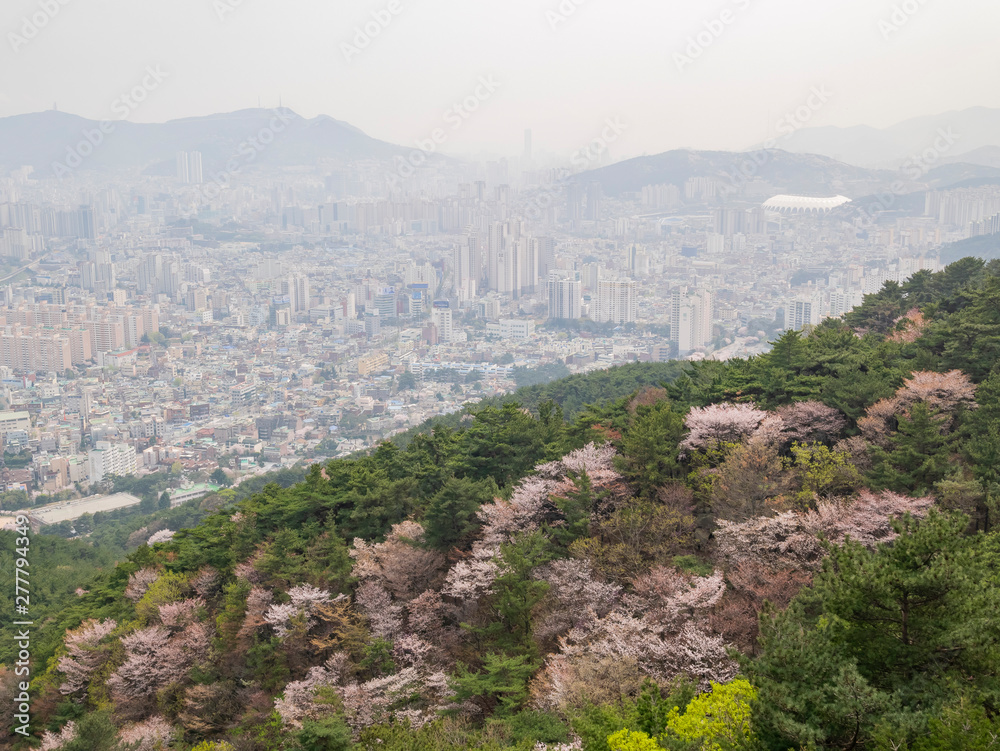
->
[594,280,637,324]
[189,151,203,184]
[671,289,713,354]
[176,151,190,183]
[586,182,602,221]
[548,278,581,320]
[524,129,532,161]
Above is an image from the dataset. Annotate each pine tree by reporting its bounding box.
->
[423,476,497,551]
[618,401,685,496]
[869,402,951,494]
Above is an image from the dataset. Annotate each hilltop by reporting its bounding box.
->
[4,256,1000,750]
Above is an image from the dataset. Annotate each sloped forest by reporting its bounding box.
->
[4,256,1000,751]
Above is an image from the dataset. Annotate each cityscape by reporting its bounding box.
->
[0,111,998,529]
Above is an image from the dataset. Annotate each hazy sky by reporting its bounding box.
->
[2,0,998,159]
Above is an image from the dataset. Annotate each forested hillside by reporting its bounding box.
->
[4,256,1000,751]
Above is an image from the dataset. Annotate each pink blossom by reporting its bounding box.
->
[355,582,404,640]
[147,529,175,545]
[39,722,76,751]
[680,403,769,454]
[158,598,204,629]
[58,618,118,695]
[117,716,174,751]
[715,490,934,568]
[124,568,159,602]
[775,401,848,445]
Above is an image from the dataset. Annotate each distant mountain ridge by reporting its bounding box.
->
[572,147,1000,201]
[572,148,896,199]
[768,106,1000,169]
[0,108,406,176]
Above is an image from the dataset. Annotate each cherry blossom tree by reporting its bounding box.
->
[39,721,76,751]
[680,403,769,454]
[355,582,404,641]
[58,618,117,695]
[147,529,175,545]
[533,559,622,642]
[124,567,160,602]
[709,561,812,655]
[264,585,333,638]
[859,370,977,444]
[714,490,934,569]
[350,522,444,601]
[117,716,174,751]
[158,597,204,629]
[775,401,848,445]
[238,586,274,640]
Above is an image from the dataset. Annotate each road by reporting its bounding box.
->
[0,253,51,284]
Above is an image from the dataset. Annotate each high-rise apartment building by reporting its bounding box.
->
[671,289,713,354]
[176,151,190,183]
[594,280,637,324]
[786,296,822,331]
[548,278,582,320]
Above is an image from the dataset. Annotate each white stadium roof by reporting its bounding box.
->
[762,195,852,213]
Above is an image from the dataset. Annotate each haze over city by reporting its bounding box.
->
[2,0,999,157]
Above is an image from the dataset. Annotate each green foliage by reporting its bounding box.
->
[663,679,757,751]
[489,709,571,746]
[58,710,121,751]
[618,400,686,496]
[297,715,354,751]
[869,403,952,495]
[468,531,552,656]
[606,728,663,751]
[423,475,497,551]
[451,652,540,717]
[789,442,862,502]
[513,362,572,388]
[749,511,1000,750]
